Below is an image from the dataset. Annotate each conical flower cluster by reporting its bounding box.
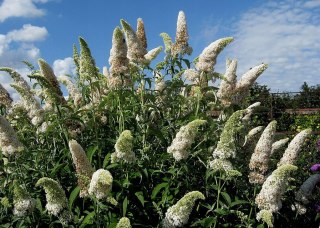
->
[0,115,24,157]
[249,120,277,184]
[167,119,206,161]
[68,140,94,197]
[121,19,146,63]
[38,59,66,106]
[271,138,289,155]
[217,63,268,106]
[36,177,71,223]
[58,76,82,106]
[171,11,192,56]
[160,32,172,55]
[216,59,237,106]
[255,164,297,227]
[144,46,162,64]
[232,63,268,104]
[0,68,44,126]
[210,110,246,172]
[109,27,130,88]
[136,18,147,54]
[13,182,35,217]
[245,126,265,145]
[111,130,135,163]
[196,37,233,73]
[277,129,311,167]
[88,169,113,199]
[0,83,12,108]
[163,191,205,228]
[79,37,99,79]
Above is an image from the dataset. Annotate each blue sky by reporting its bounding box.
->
[0,0,320,99]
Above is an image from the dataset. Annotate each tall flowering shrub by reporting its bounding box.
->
[0,10,318,228]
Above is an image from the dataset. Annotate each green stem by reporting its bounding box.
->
[247,185,257,225]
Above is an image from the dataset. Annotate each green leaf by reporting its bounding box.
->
[80,211,95,228]
[86,146,98,163]
[50,163,65,176]
[135,191,145,207]
[191,217,216,227]
[221,192,231,206]
[214,208,228,215]
[182,59,191,68]
[35,198,43,213]
[122,196,128,216]
[68,186,80,209]
[151,182,168,200]
[103,153,111,168]
[106,163,119,170]
[230,199,249,208]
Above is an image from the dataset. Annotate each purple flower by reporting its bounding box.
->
[311,164,320,172]
[315,204,320,213]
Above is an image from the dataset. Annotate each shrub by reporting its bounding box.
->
[0,11,319,228]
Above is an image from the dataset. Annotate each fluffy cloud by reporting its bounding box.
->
[0,24,48,100]
[0,0,49,22]
[7,24,48,42]
[53,57,76,77]
[223,0,320,91]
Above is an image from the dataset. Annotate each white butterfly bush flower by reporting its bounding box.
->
[136,18,148,54]
[210,109,247,172]
[271,138,289,155]
[116,217,132,228]
[184,69,200,84]
[38,59,66,105]
[163,191,205,228]
[121,19,146,63]
[171,11,192,56]
[0,68,44,126]
[217,59,237,106]
[255,164,297,227]
[277,129,312,167]
[0,83,12,108]
[13,183,35,217]
[144,46,162,63]
[196,37,233,73]
[0,115,24,157]
[36,177,71,224]
[111,130,136,163]
[160,32,172,55]
[245,126,265,145]
[167,119,206,161]
[69,140,94,197]
[58,76,82,106]
[88,169,113,200]
[108,27,131,88]
[235,63,268,93]
[249,120,277,184]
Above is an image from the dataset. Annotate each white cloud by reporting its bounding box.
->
[304,0,320,8]
[53,57,76,77]
[0,24,48,67]
[0,0,49,22]
[7,24,48,42]
[0,24,48,100]
[221,0,320,91]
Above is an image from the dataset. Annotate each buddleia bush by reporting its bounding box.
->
[0,11,319,228]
